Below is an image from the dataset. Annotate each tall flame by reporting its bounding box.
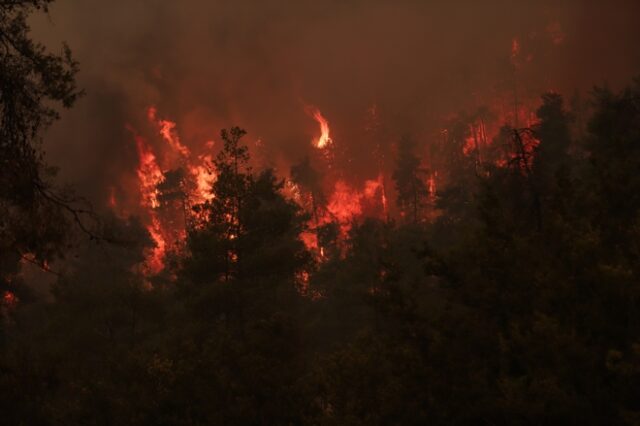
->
[308,106,332,149]
[132,133,167,273]
[146,216,167,274]
[134,135,163,209]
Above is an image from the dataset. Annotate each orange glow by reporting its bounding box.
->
[108,186,117,209]
[510,37,520,65]
[2,291,18,310]
[297,270,310,289]
[327,180,362,234]
[297,174,388,256]
[300,231,319,252]
[428,173,437,200]
[463,134,476,156]
[363,178,381,199]
[283,179,303,203]
[326,179,385,235]
[381,186,388,216]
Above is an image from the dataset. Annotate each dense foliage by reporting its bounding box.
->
[0,0,81,303]
[2,81,639,425]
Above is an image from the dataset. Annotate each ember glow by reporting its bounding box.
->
[2,291,18,307]
[428,173,437,200]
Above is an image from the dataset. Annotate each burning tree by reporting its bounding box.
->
[184,127,310,285]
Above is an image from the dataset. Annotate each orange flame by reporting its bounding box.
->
[134,135,163,209]
[126,107,223,276]
[148,107,191,158]
[307,106,332,149]
[145,216,166,274]
[326,179,385,235]
[132,134,167,274]
[189,155,216,205]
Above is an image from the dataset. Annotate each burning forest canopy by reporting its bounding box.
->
[2,1,640,424]
[26,0,640,271]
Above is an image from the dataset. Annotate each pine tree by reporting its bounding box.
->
[392,135,428,223]
[532,92,573,183]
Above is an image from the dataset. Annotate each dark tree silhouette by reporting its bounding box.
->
[290,155,324,228]
[392,135,429,223]
[532,92,573,196]
[0,0,82,298]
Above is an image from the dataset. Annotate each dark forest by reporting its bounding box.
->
[1,1,640,424]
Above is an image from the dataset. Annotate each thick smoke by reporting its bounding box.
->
[31,0,640,206]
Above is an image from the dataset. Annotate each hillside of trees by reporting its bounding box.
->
[2,2,640,425]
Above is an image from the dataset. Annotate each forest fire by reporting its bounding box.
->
[132,133,165,273]
[123,98,402,267]
[98,23,561,276]
[126,108,220,273]
[123,81,546,274]
[4,1,640,423]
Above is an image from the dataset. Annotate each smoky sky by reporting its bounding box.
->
[31,0,640,206]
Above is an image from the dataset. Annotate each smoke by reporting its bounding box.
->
[31,0,640,205]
